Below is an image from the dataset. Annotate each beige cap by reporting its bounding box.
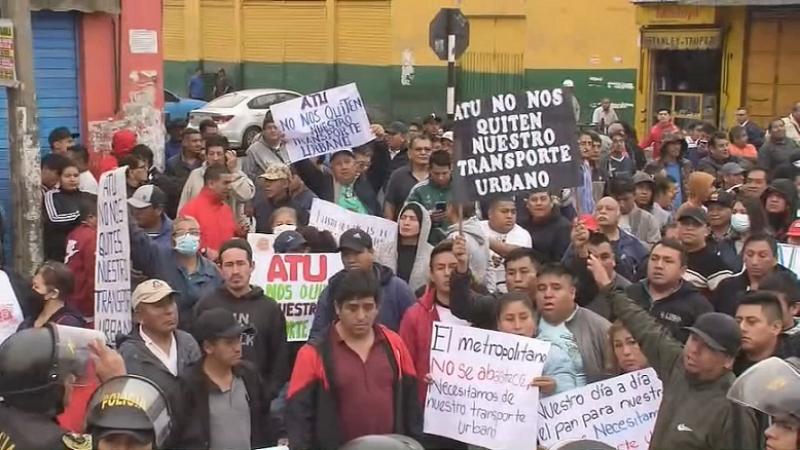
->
[258,164,291,181]
[131,279,175,309]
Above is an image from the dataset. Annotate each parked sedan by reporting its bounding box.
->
[188,88,301,149]
[164,89,206,122]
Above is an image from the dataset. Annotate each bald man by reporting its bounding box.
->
[562,197,648,282]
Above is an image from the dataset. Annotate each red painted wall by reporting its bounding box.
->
[78,0,163,169]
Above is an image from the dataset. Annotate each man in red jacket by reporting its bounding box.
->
[286,269,422,450]
[65,195,97,321]
[179,164,239,259]
[398,241,469,450]
[639,107,680,159]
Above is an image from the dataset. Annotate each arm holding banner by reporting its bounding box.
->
[449,236,498,330]
[230,169,256,202]
[128,214,165,278]
[588,256,682,380]
[293,159,332,201]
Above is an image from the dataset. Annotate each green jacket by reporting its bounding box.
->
[606,290,760,450]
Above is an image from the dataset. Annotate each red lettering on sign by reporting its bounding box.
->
[266,255,328,282]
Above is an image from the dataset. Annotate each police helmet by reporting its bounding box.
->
[0,326,60,396]
[85,375,172,448]
[728,357,800,422]
[339,434,424,450]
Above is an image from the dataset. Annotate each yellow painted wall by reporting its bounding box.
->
[241,1,329,64]
[525,0,639,70]
[163,0,202,61]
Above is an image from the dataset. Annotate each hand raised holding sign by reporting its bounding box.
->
[225,150,238,172]
[571,218,591,258]
[529,376,556,395]
[453,234,469,273]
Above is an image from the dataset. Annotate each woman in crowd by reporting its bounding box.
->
[764,179,798,242]
[379,202,433,293]
[728,197,770,256]
[605,321,649,375]
[658,133,693,210]
[729,125,758,163]
[43,160,91,261]
[297,226,338,253]
[18,261,85,330]
[495,292,578,396]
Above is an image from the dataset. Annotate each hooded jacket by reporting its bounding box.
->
[309,263,416,340]
[523,208,572,263]
[286,324,422,450]
[446,216,489,282]
[178,187,239,252]
[714,264,798,317]
[192,285,289,402]
[377,202,434,293]
[117,326,201,443]
[764,179,799,241]
[626,281,713,343]
[605,290,759,450]
[242,138,290,180]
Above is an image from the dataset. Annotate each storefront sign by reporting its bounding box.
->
[642,28,721,50]
[635,4,717,26]
[0,19,17,87]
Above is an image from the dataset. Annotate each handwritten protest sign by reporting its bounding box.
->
[538,368,663,449]
[250,252,343,341]
[94,167,132,343]
[425,322,551,450]
[271,83,373,162]
[248,233,275,259]
[0,271,23,344]
[778,243,800,278]
[308,198,397,248]
[451,89,580,201]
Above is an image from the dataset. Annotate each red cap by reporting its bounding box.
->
[578,213,599,232]
[788,220,800,238]
[112,129,137,158]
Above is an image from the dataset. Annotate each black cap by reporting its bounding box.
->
[338,228,373,252]
[95,429,153,444]
[166,118,187,130]
[48,127,78,146]
[677,207,708,226]
[193,308,255,343]
[705,190,735,209]
[273,230,307,253]
[423,113,442,125]
[685,312,741,357]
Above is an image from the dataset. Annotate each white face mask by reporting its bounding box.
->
[731,213,750,233]
[273,224,297,235]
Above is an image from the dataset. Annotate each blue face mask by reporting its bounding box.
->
[174,234,200,255]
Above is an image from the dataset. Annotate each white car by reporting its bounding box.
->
[188,88,301,149]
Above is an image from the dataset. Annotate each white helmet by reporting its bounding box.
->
[338,434,424,450]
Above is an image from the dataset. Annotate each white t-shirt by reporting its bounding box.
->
[479,221,533,293]
[435,304,471,327]
[140,326,178,376]
[79,170,98,195]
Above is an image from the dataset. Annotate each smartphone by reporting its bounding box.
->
[434,202,447,212]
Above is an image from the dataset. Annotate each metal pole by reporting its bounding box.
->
[1,0,43,276]
[446,8,456,120]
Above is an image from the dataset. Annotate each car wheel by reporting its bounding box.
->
[242,126,261,149]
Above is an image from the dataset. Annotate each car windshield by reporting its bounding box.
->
[206,93,246,108]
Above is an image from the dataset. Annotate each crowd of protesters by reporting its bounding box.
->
[2,100,800,450]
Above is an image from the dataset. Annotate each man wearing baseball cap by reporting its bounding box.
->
[676,207,735,295]
[294,148,381,216]
[176,308,271,449]
[48,127,77,156]
[129,185,173,251]
[589,264,759,450]
[309,228,415,340]
[705,190,741,272]
[253,163,316,233]
[117,279,200,441]
[273,230,309,254]
[720,161,745,192]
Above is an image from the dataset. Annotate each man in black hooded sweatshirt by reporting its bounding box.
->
[522,191,571,263]
[192,238,288,404]
[763,178,798,242]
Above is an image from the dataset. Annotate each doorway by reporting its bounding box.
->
[650,49,721,128]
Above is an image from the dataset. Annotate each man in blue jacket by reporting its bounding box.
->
[309,228,415,339]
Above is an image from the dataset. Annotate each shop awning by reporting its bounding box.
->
[30,0,120,14]
[641,28,722,49]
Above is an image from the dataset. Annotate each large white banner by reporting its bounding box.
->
[425,322,551,450]
[94,167,132,343]
[538,368,663,449]
[308,198,397,249]
[778,243,800,277]
[271,83,373,162]
[0,271,23,344]
[250,251,343,341]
